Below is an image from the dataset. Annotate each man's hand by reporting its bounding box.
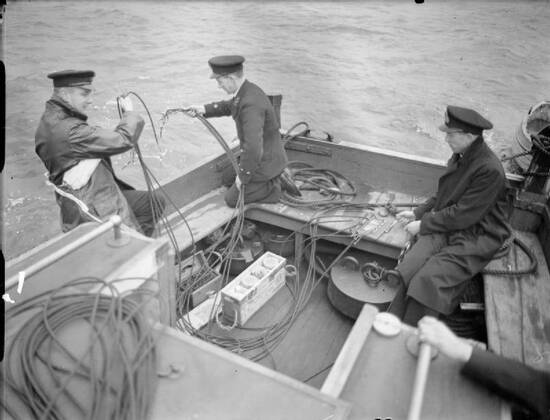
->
[396,210,415,224]
[119,97,134,113]
[405,220,421,236]
[235,175,242,190]
[418,316,473,363]
[186,105,205,117]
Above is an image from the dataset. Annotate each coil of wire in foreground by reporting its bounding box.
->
[2,277,159,420]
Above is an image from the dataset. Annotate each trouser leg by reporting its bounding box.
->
[402,298,439,326]
[388,234,446,318]
[388,284,407,319]
[122,189,166,237]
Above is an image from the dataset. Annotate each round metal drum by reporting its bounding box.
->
[328,259,399,319]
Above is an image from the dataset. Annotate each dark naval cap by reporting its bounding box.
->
[439,105,493,135]
[208,55,245,79]
[47,70,95,88]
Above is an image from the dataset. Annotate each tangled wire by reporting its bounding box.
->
[2,277,159,420]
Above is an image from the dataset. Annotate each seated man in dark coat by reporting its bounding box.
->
[389,105,511,325]
[188,55,288,208]
[35,70,165,236]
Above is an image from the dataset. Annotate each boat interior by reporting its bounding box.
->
[4,118,550,419]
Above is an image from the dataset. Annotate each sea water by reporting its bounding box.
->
[3,0,550,259]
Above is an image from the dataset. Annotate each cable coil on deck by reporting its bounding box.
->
[3,278,159,420]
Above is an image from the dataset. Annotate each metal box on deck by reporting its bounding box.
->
[221,251,286,326]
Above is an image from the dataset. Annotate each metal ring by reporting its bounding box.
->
[339,256,359,271]
[361,262,382,288]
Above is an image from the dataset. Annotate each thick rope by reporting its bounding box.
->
[482,236,538,276]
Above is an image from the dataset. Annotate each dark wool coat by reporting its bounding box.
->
[463,348,550,419]
[397,137,511,314]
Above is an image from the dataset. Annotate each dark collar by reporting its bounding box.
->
[234,79,249,99]
[460,136,484,164]
[48,96,88,121]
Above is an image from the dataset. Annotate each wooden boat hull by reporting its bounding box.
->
[5,132,549,420]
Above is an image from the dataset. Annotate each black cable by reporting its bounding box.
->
[4,277,159,420]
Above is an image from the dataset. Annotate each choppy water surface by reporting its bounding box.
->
[3,0,550,259]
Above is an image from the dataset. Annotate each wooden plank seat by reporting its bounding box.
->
[246,189,418,260]
[483,229,550,372]
[162,187,239,252]
[164,186,417,260]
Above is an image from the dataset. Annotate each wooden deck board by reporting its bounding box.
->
[247,188,415,259]
[152,326,351,420]
[201,275,354,389]
[163,182,415,259]
[483,230,550,372]
[162,188,237,251]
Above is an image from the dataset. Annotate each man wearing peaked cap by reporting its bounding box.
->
[35,70,165,235]
[439,105,493,135]
[187,55,289,207]
[388,105,511,326]
[47,69,96,88]
[208,55,245,78]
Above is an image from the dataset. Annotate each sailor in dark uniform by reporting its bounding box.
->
[389,106,511,325]
[35,70,165,236]
[187,55,288,208]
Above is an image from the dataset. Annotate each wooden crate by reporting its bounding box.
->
[150,324,351,420]
[5,222,176,326]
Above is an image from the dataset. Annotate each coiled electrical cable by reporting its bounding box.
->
[280,161,357,208]
[2,277,159,420]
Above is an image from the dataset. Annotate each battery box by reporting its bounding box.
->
[178,251,222,308]
[221,251,286,326]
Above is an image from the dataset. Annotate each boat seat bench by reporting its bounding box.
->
[247,201,410,260]
[482,229,550,372]
[163,188,238,253]
[165,188,415,259]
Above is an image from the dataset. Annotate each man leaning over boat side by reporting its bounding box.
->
[35,70,165,236]
[186,55,288,208]
[388,105,511,326]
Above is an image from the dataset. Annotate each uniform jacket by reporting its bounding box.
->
[414,137,511,242]
[204,79,288,184]
[463,348,550,419]
[35,97,145,231]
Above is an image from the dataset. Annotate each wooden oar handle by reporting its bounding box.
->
[406,342,432,420]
